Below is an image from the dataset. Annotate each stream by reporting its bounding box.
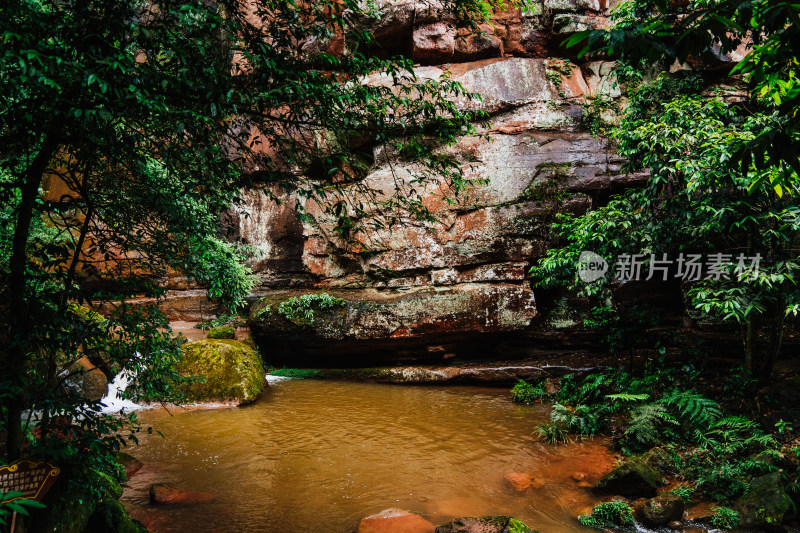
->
[120,379,621,532]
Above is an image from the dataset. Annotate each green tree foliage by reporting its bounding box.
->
[566,0,800,193]
[532,73,800,377]
[0,0,509,467]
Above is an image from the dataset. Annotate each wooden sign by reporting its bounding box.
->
[0,460,60,502]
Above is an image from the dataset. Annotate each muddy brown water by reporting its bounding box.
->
[122,380,619,532]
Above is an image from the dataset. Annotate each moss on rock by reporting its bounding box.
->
[207,325,235,339]
[85,499,148,533]
[29,468,133,533]
[176,339,265,405]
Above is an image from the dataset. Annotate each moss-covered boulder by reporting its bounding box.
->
[29,468,132,533]
[593,458,658,498]
[207,325,235,339]
[176,339,265,405]
[435,516,538,533]
[642,447,674,477]
[733,471,793,528]
[84,499,149,533]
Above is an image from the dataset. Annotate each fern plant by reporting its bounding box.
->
[625,403,678,452]
[660,389,721,428]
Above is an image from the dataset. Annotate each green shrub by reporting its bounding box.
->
[258,293,346,326]
[578,501,635,528]
[207,325,235,339]
[710,507,740,530]
[270,368,323,379]
[511,380,547,404]
[669,485,695,503]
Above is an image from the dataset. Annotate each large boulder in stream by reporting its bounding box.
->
[593,457,658,498]
[435,516,538,533]
[733,471,793,529]
[175,339,265,405]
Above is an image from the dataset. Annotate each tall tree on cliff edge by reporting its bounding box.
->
[0,0,504,468]
[533,0,800,378]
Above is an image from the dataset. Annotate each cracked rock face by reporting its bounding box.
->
[169,0,633,359]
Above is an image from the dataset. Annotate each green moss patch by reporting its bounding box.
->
[207,325,235,339]
[176,339,265,405]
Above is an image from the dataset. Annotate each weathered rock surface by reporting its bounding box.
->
[636,493,684,528]
[733,471,793,529]
[63,356,109,402]
[249,286,536,363]
[175,340,265,405]
[155,0,642,352]
[593,458,658,498]
[358,508,436,533]
[273,363,601,383]
[435,516,538,533]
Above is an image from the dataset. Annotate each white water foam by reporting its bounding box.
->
[265,374,292,384]
[99,371,144,413]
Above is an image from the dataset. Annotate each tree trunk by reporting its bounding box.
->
[5,133,60,461]
[744,317,755,375]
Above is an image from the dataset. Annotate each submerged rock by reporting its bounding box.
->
[636,493,684,528]
[149,483,216,505]
[733,471,793,528]
[435,516,538,533]
[593,458,658,498]
[357,508,436,533]
[175,339,265,405]
[503,473,544,492]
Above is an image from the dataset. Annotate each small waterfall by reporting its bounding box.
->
[100,371,143,413]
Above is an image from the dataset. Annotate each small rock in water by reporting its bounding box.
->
[667,521,683,530]
[115,451,143,478]
[503,473,543,492]
[571,472,586,481]
[149,483,216,504]
[357,508,435,533]
[504,473,532,492]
